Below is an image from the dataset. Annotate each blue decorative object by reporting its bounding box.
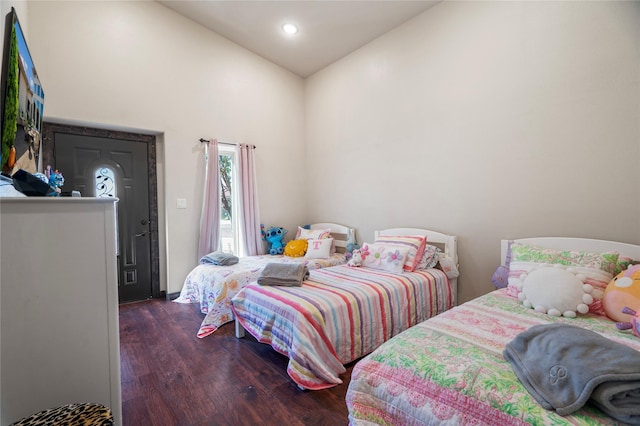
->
[48,170,64,196]
[43,165,64,196]
[346,228,359,254]
[261,224,287,255]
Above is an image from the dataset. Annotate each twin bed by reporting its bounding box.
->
[231,228,458,390]
[178,225,640,424]
[175,223,352,338]
[346,237,640,425]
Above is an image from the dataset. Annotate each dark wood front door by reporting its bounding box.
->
[45,124,159,303]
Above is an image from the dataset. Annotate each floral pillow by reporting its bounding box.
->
[360,243,409,274]
[373,235,427,272]
[506,243,619,315]
[614,256,640,275]
[416,244,442,270]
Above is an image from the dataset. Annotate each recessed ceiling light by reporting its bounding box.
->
[282,23,298,35]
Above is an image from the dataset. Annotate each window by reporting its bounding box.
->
[218,145,240,255]
[95,166,116,198]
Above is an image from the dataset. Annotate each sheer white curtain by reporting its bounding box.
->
[197,139,220,259]
[237,144,263,256]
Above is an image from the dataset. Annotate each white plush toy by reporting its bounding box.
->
[347,248,363,267]
[516,265,594,318]
[438,253,459,279]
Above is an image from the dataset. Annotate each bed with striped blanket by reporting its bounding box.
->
[231,227,457,390]
[231,264,453,390]
[174,222,352,338]
[346,237,640,425]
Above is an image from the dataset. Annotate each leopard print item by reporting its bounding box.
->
[10,403,113,426]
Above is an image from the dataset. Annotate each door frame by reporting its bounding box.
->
[41,121,162,299]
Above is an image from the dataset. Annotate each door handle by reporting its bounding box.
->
[135,232,148,237]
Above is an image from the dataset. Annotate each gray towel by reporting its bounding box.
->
[257,263,309,287]
[503,323,640,424]
[199,251,239,266]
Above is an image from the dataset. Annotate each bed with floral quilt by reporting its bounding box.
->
[231,228,459,390]
[346,237,640,425]
[174,223,352,338]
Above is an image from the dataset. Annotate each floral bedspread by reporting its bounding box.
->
[174,253,346,338]
[231,266,452,390]
[346,289,640,425]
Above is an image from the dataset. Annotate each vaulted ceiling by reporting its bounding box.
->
[158,1,439,77]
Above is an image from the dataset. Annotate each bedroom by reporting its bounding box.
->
[0,0,638,424]
[2,0,637,306]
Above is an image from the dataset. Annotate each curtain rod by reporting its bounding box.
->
[199,138,256,149]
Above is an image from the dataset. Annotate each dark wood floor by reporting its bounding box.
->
[119,299,354,426]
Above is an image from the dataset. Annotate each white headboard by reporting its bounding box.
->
[310,222,354,254]
[501,237,640,267]
[375,227,458,305]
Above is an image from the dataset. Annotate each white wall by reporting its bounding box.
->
[305,1,640,303]
[7,1,640,303]
[24,1,307,294]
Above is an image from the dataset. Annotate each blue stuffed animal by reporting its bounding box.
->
[48,169,64,196]
[261,224,287,255]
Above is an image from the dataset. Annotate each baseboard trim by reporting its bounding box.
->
[166,292,180,300]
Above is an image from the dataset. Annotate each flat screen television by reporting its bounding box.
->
[0,7,44,175]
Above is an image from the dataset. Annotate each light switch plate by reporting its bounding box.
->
[177,198,187,209]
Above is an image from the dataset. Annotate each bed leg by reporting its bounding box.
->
[235,320,245,338]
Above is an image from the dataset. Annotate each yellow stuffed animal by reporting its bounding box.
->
[603,265,640,322]
[284,239,308,257]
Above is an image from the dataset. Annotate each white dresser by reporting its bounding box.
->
[1,197,122,425]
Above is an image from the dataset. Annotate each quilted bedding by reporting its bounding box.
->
[346,289,640,425]
[231,265,452,390]
[174,253,346,338]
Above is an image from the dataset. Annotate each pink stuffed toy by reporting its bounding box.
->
[616,306,640,338]
[603,265,640,322]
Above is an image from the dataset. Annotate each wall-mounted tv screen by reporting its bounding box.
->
[0,7,44,175]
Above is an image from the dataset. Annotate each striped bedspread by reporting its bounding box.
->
[174,253,346,338]
[231,265,452,390]
[346,289,640,425]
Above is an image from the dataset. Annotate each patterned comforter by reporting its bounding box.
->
[231,265,452,390]
[346,289,640,425]
[174,253,346,338]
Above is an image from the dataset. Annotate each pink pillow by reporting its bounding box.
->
[373,235,427,272]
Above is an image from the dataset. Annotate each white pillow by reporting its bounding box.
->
[297,226,331,240]
[305,238,333,259]
[360,243,409,274]
[517,266,594,317]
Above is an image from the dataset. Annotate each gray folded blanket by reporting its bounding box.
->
[257,263,309,287]
[503,323,640,424]
[199,251,239,266]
